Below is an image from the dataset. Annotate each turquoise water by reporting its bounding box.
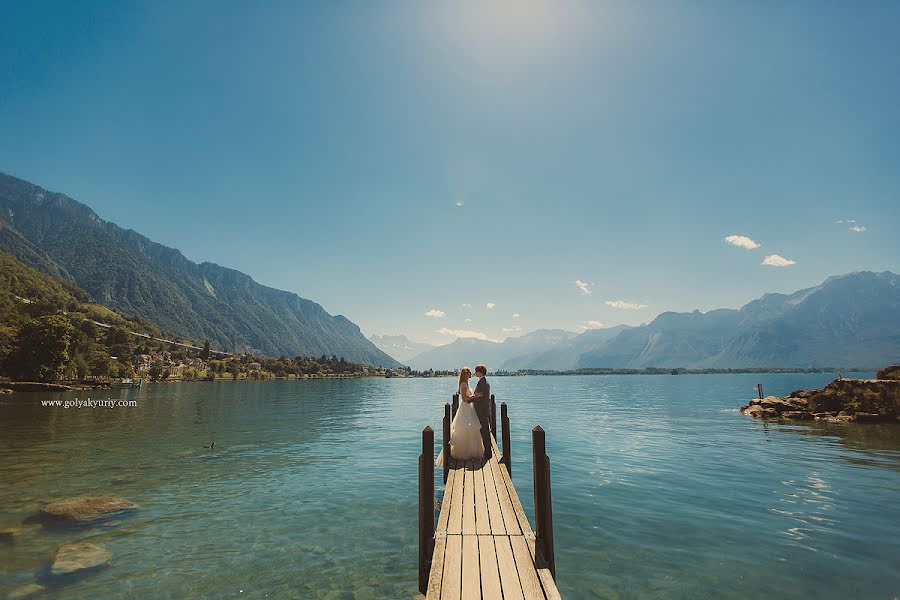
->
[1,374,898,599]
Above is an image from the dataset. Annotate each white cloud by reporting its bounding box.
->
[486,303,496,309]
[502,326,523,334]
[456,201,465,207]
[723,235,760,250]
[437,327,496,342]
[512,313,520,318]
[850,225,866,233]
[424,309,446,318]
[575,280,592,295]
[577,320,605,330]
[761,254,796,267]
[605,300,648,310]
[835,219,856,224]
[461,303,472,309]
[464,318,472,323]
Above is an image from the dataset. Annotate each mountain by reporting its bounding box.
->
[368,334,435,364]
[516,325,632,370]
[0,172,399,367]
[406,329,578,371]
[576,271,900,369]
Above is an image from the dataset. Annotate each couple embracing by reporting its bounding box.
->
[436,364,491,466]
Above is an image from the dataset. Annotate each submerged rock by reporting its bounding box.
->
[0,523,42,543]
[39,496,137,523]
[50,542,111,576]
[6,583,45,599]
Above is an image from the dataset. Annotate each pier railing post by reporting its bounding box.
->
[490,394,497,440]
[501,402,511,477]
[452,393,459,420]
[757,383,763,399]
[532,426,555,579]
[419,426,435,594]
[442,404,451,484]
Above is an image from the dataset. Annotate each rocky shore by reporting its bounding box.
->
[740,370,900,423]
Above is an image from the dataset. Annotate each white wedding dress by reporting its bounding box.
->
[436,380,485,466]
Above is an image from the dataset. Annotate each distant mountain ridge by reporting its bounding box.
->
[368,334,436,363]
[405,272,900,371]
[0,172,399,367]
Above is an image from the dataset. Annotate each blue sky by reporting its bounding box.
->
[2,1,898,345]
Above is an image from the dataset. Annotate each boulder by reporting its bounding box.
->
[6,583,45,599]
[0,523,42,543]
[781,411,814,420]
[741,405,764,417]
[876,365,900,381]
[39,496,137,523]
[50,542,111,576]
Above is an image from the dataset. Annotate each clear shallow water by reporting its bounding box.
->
[1,374,898,599]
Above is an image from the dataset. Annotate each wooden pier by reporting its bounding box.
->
[417,395,561,599]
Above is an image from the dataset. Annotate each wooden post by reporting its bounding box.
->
[443,403,451,484]
[419,426,435,594]
[490,394,497,440]
[501,402,511,477]
[532,426,555,579]
[452,393,459,420]
[757,383,763,399]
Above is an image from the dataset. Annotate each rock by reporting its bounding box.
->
[6,583,45,599]
[763,407,779,418]
[781,411,814,420]
[876,365,900,381]
[742,405,764,417]
[855,412,889,423]
[50,542,111,576]
[0,523,42,543]
[39,496,137,523]
[0,388,13,395]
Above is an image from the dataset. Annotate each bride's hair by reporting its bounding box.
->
[458,367,471,387]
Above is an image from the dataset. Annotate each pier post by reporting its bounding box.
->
[442,404,451,484]
[757,383,763,399]
[532,426,555,579]
[418,426,435,594]
[452,393,459,420]
[501,402,511,477]
[490,394,497,440]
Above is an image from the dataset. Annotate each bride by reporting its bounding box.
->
[436,367,485,466]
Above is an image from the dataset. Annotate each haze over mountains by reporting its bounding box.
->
[393,272,900,371]
[0,173,399,367]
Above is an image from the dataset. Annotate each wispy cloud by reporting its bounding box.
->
[424,309,446,318]
[461,303,472,309]
[464,318,472,323]
[437,327,496,342]
[486,303,496,309]
[512,313,520,318]
[849,225,866,233]
[575,280,592,295]
[502,326,522,334]
[723,235,760,250]
[456,201,465,207]
[761,254,795,267]
[835,219,856,224]
[577,320,605,330]
[605,300,648,310]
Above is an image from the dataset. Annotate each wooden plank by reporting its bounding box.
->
[426,536,447,599]
[510,535,547,599]
[447,461,464,535]
[482,458,507,535]
[494,536,525,600]
[473,460,491,535]
[462,461,476,535]
[461,534,481,600]
[495,455,534,538]
[488,456,522,535]
[477,536,502,600]
[436,467,457,534]
[440,535,462,600]
[524,537,562,600]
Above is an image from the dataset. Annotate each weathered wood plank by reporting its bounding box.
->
[440,535,462,600]
[447,461,464,535]
[425,536,446,599]
[510,535,546,599]
[477,535,503,600]
[495,454,534,538]
[462,462,476,535]
[482,457,507,535]
[436,467,457,535]
[461,534,481,599]
[488,454,522,535]
[473,461,491,535]
[494,536,525,600]
[524,536,562,600]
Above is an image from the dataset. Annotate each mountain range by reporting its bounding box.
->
[368,334,436,363]
[397,272,900,371]
[0,172,399,367]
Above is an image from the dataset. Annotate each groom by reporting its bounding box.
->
[469,364,492,459]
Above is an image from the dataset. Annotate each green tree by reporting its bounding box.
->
[200,339,211,360]
[7,315,75,381]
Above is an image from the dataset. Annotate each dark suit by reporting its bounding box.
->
[473,376,491,458]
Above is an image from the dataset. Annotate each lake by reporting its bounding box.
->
[1,374,898,599]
